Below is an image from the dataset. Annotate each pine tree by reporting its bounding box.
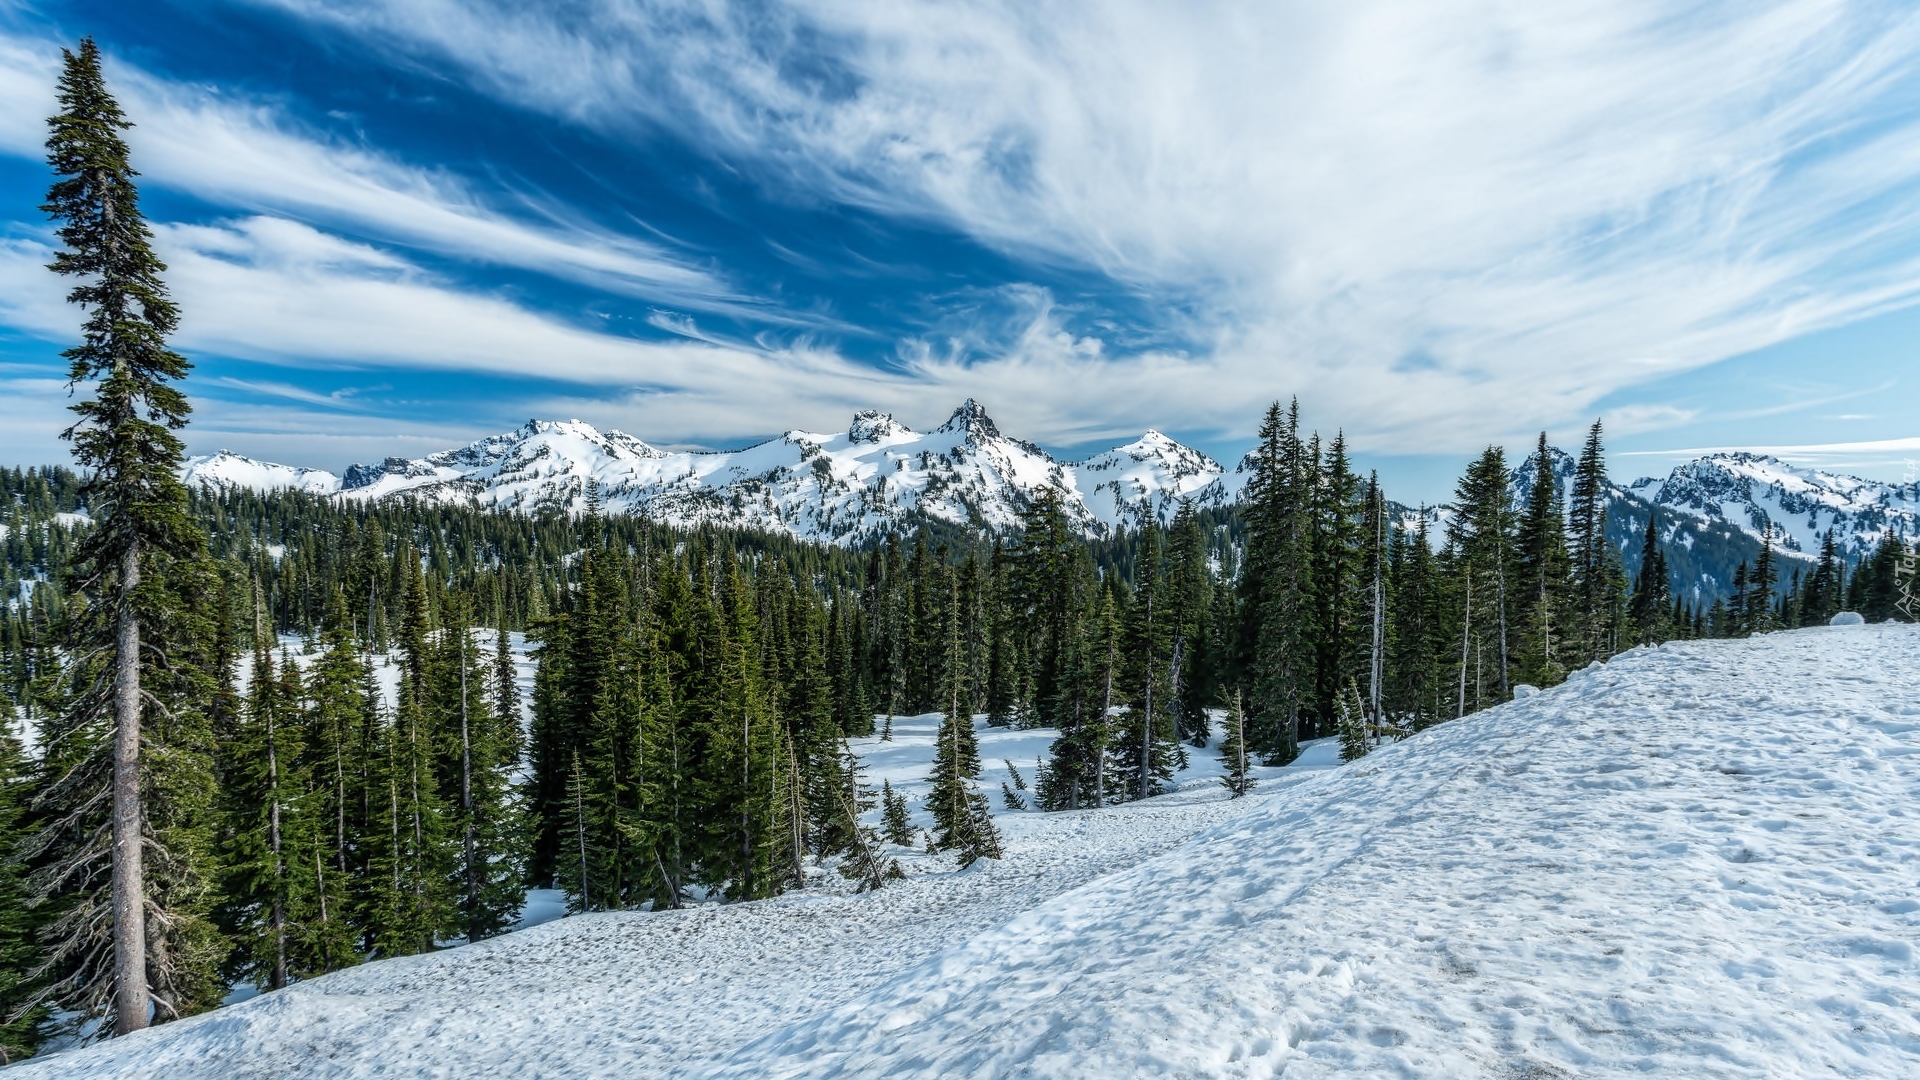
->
[926,577,1001,864]
[434,597,522,939]
[358,578,455,956]
[217,640,303,992]
[0,717,48,1061]
[1514,433,1571,688]
[828,742,900,891]
[37,36,220,1036]
[1568,420,1618,663]
[1745,536,1778,634]
[1337,680,1370,763]
[1449,447,1516,710]
[294,599,365,977]
[1628,514,1672,646]
[1165,502,1213,745]
[1118,527,1178,801]
[694,562,783,901]
[1239,401,1312,763]
[879,780,916,846]
[1799,531,1843,626]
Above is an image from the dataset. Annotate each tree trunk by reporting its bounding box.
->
[1456,570,1472,720]
[111,541,147,1034]
[460,632,477,941]
[268,700,286,991]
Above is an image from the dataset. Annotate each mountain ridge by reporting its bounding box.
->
[182,406,1917,590]
[184,402,1239,546]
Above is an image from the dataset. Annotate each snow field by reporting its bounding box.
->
[726,624,1920,1078]
[17,624,1920,1078]
[16,715,1331,1078]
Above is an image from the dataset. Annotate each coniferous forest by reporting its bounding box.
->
[2,35,1918,1062]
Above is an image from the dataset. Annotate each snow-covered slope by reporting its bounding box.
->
[1631,452,1920,562]
[179,403,1230,544]
[180,452,343,496]
[25,624,1920,1079]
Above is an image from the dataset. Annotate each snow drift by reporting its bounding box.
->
[18,625,1920,1079]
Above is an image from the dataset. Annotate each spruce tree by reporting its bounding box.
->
[1238,401,1311,763]
[1628,515,1672,646]
[1567,420,1618,662]
[217,641,304,991]
[1448,447,1516,709]
[926,577,1000,864]
[434,597,522,939]
[1514,433,1571,687]
[35,39,223,1033]
[879,780,916,846]
[0,717,48,1061]
[1745,536,1778,634]
[1800,531,1842,626]
[295,599,365,976]
[1119,527,1178,801]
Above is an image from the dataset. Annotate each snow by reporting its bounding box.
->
[1632,452,1920,562]
[174,406,1231,546]
[181,451,341,496]
[19,624,1920,1079]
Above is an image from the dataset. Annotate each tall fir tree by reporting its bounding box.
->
[1567,420,1624,662]
[1238,401,1312,763]
[33,38,223,1035]
[0,715,48,1061]
[1628,515,1672,645]
[1513,433,1571,688]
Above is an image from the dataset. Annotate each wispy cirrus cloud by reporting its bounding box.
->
[0,30,742,310]
[239,0,1920,453]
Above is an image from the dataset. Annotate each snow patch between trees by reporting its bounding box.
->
[19,624,1920,1079]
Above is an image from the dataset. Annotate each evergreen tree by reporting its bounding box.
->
[1117,527,1178,801]
[1238,401,1312,763]
[1449,447,1517,709]
[434,597,522,939]
[216,641,305,992]
[1746,537,1779,635]
[1799,531,1843,626]
[1628,515,1672,646]
[1567,421,1622,662]
[294,599,365,976]
[879,780,916,846]
[694,562,783,901]
[1514,433,1571,687]
[0,717,48,1061]
[926,576,1000,864]
[1337,680,1370,763]
[36,36,221,1036]
[828,742,900,891]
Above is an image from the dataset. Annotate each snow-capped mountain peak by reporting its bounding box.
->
[1629,451,1919,561]
[181,450,341,496]
[180,405,1235,545]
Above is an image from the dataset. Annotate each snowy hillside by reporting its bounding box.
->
[180,402,1234,545]
[23,623,1920,1079]
[1631,452,1920,562]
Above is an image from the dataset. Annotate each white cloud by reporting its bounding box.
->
[0,215,952,461]
[0,30,742,310]
[240,0,1920,453]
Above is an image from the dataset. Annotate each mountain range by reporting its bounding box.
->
[183,401,1236,547]
[182,401,1918,598]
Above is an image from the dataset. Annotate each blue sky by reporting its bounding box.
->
[2,0,1919,503]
